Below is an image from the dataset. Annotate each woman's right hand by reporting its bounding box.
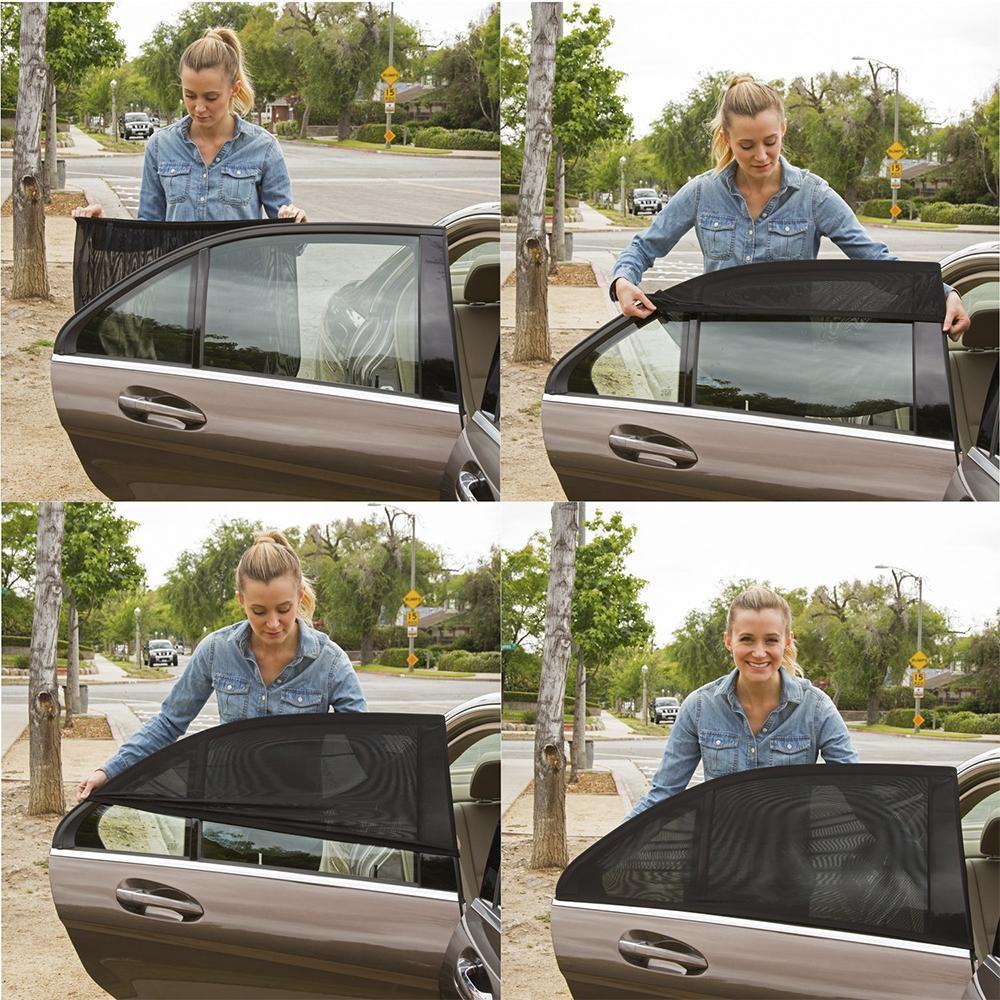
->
[615,277,656,318]
[71,203,104,219]
[77,769,109,801]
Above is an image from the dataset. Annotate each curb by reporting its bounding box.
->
[846,725,1000,743]
[278,139,499,160]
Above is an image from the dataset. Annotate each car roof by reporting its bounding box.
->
[939,241,999,271]
[434,202,501,229]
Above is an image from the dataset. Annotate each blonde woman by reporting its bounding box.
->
[77,530,366,801]
[73,27,307,223]
[625,586,858,819]
[611,74,970,341]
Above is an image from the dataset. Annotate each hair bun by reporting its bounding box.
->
[727,74,759,89]
[254,529,290,548]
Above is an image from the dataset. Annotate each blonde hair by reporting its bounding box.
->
[235,530,316,620]
[179,27,255,116]
[708,74,785,172]
[726,585,803,677]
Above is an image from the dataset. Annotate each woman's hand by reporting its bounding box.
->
[614,277,656,319]
[71,203,104,219]
[943,291,970,342]
[277,203,307,223]
[77,769,109,802]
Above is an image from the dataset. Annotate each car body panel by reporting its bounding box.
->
[442,412,500,501]
[440,898,501,1000]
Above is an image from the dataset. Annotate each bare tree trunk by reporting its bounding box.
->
[512,2,559,364]
[530,501,578,870]
[65,591,81,726]
[569,501,586,783]
[28,502,65,816]
[360,631,374,665]
[44,69,58,200]
[337,106,352,141]
[551,137,566,272]
[866,690,880,726]
[11,2,50,300]
[298,104,311,139]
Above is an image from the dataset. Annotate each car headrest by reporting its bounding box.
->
[463,261,500,305]
[961,308,999,350]
[469,754,500,801]
[981,815,1000,858]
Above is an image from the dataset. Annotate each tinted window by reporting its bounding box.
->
[481,345,500,421]
[480,825,500,905]
[76,804,189,857]
[975,363,998,461]
[75,259,195,364]
[204,235,419,394]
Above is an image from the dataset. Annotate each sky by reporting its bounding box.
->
[500,502,1000,646]
[503,0,1000,135]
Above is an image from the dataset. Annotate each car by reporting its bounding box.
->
[627,189,662,216]
[649,696,680,724]
[52,203,501,501]
[541,247,999,500]
[549,744,1000,999]
[119,112,154,140]
[145,640,178,667]
[149,115,161,127]
[49,692,501,999]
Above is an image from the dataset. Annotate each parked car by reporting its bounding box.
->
[52,204,501,501]
[149,115,161,127]
[550,745,1000,999]
[541,247,999,500]
[119,112,154,140]
[49,692,501,999]
[648,696,680,725]
[627,189,662,216]
[145,640,178,667]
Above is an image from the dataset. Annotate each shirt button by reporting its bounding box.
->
[762,212,768,217]
[785,225,790,232]
[786,743,793,749]
[715,739,722,746]
[745,255,752,262]
[261,695,265,702]
[200,196,205,202]
[713,221,719,228]
[226,684,232,690]
[276,678,282,684]
[749,747,756,754]
[749,229,754,235]
[297,696,303,703]
[762,727,768,732]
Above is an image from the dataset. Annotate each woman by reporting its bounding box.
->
[77,530,366,800]
[612,75,970,341]
[626,585,858,820]
[73,27,307,223]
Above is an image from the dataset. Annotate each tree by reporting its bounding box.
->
[10,2,49,300]
[962,616,1000,712]
[1,503,38,593]
[500,532,549,648]
[531,501,578,870]
[28,502,65,815]
[238,4,298,120]
[461,548,501,652]
[512,2,559,364]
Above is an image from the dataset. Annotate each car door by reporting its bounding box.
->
[442,345,500,500]
[542,260,961,500]
[49,713,464,999]
[550,763,976,1000]
[53,219,463,500]
[945,362,1000,500]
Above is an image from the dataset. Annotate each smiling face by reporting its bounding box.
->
[724,607,792,687]
[723,109,786,181]
[180,65,237,129]
[237,574,302,648]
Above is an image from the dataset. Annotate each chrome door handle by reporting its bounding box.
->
[118,393,206,429]
[618,935,708,974]
[455,956,492,1000]
[608,431,697,469]
[457,469,491,502]
[115,887,204,919]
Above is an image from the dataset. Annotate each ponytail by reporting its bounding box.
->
[180,26,255,116]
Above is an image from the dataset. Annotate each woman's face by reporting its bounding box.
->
[181,65,237,128]
[237,575,302,647]
[723,109,785,181]
[724,607,791,687]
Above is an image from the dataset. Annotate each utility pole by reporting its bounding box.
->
[385,3,394,149]
[569,502,586,782]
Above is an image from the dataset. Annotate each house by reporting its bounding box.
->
[263,95,299,126]
[394,604,473,644]
[919,669,981,706]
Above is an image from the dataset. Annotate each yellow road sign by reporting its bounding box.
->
[886,141,906,160]
[406,653,419,667]
[913,713,924,728]
[909,650,929,670]
[402,588,422,609]
[383,85,397,101]
[888,161,903,178]
[912,670,925,687]
[384,128,395,143]
[889,204,902,218]
[405,609,419,626]
[381,65,400,85]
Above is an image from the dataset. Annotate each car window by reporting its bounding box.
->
[450,240,498,298]
[74,259,195,364]
[76,804,189,857]
[451,732,500,788]
[480,824,500,905]
[481,345,500,423]
[975,363,998,463]
[204,235,419,395]
[961,786,1000,855]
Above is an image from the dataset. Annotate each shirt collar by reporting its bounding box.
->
[721,155,803,197]
[724,665,804,713]
[234,617,319,663]
[179,111,248,143]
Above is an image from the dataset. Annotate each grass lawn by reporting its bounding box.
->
[856,214,957,231]
[609,713,669,736]
[109,658,173,680]
[848,722,983,740]
[297,137,453,156]
[83,129,145,153]
[353,665,476,679]
[592,206,650,228]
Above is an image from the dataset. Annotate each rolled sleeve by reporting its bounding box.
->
[816,696,860,765]
[258,138,293,219]
[328,647,368,713]
[137,133,167,221]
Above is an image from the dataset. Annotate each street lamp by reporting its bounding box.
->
[619,154,627,223]
[640,663,649,723]
[370,503,417,670]
[875,563,924,731]
[133,607,141,672]
[853,56,901,222]
[110,79,117,138]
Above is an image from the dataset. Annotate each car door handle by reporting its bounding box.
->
[457,468,493,502]
[618,935,708,975]
[115,886,204,920]
[455,955,492,1000]
[608,430,698,469]
[118,391,206,429]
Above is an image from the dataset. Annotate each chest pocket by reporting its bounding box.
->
[221,165,260,207]
[279,688,324,714]
[698,214,737,261]
[766,220,809,261]
[700,731,740,776]
[213,674,250,718]
[158,164,191,205]
[769,734,813,766]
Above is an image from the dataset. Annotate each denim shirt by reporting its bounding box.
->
[100,619,367,780]
[612,156,953,295]
[625,667,858,820]
[138,113,292,222]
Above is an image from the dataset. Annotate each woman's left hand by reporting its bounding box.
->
[277,203,308,223]
[943,291,970,342]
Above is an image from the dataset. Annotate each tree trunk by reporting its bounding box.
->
[28,502,65,816]
[11,2,50,300]
[551,138,566,272]
[866,690,880,726]
[298,104,311,139]
[360,631,374,665]
[46,70,59,198]
[65,592,81,726]
[530,501,578,870]
[337,106,352,141]
[512,2,560,364]
[569,501,586,783]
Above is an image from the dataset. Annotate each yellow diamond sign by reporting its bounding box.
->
[384,128,395,143]
[909,650,929,670]
[405,609,419,626]
[406,653,419,667]
[913,713,924,728]
[889,204,902,218]
[888,161,903,178]
[912,670,925,688]
[402,589,423,609]
[886,141,906,160]
[381,65,400,85]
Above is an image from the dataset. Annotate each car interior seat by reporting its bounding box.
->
[452,260,500,413]
[949,306,999,454]
[453,753,500,903]
[967,814,1000,962]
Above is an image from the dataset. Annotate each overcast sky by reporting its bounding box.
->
[504,0,1000,135]
[500,503,1000,646]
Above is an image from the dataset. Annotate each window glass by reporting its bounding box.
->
[481,347,500,422]
[76,804,189,857]
[961,786,1000,853]
[204,235,419,394]
[450,240,499,301]
[75,259,194,364]
[567,316,684,403]
[480,825,500,905]
[975,364,998,460]
[696,318,913,431]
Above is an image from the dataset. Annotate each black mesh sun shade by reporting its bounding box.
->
[80,713,458,857]
[647,260,947,322]
[73,216,273,310]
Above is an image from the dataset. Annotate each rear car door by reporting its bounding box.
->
[945,362,1000,500]
[443,345,500,500]
[542,261,962,500]
[53,219,462,499]
[49,713,463,999]
[551,763,975,999]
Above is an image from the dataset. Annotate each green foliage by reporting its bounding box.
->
[861,198,915,219]
[955,713,1000,734]
[437,649,476,672]
[927,88,999,204]
[275,119,300,137]
[460,550,501,652]
[474,651,501,673]
[238,3,297,109]
[502,648,542,692]
[2,503,37,593]
[854,177,915,201]
[501,201,517,217]
[582,138,666,198]
[920,202,998,225]
[961,617,1000,712]
[1,125,12,142]
[376,647,424,669]
[501,532,549,647]
[412,126,499,150]
[519,709,537,725]
[0,592,34,636]
[882,707,927,728]
[354,122,388,143]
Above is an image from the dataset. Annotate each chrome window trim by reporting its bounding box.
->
[53,354,460,414]
[50,848,459,901]
[969,446,1000,479]
[470,896,501,933]
[542,393,955,451]
[551,900,971,958]
[472,410,500,444]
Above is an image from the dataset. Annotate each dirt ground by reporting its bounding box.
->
[503,262,598,288]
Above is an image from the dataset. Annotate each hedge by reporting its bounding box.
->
[854,177,915,202]
[275,120,300,138]
[920,202,999,225]
[373,647,499,672]
[412,127,499,151]
[861,198,915,219]
[940,710,1000,734]
[3,636,93,654]
[883,707,937,728]
[503,689,601,713]
[354,122,390,143]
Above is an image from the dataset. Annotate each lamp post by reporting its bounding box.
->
[619,154,627,223]
[876,563,924,731]
[133,607,141,672]
[110,78,117,138]
[640,663,649,723]
[853,56,901,222]
[370,503,417,670]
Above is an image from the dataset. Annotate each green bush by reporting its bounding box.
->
[413,127,499,151]
[861,198,915,219]
[940,710,979,731]
[501,201,516,217]
[920,202,999,225]
[375,647,418,669]
[883,707,925,728]
[472,651,501,673]
[12,653,30,669]
[519,709,537,725]
[437,649,476,672]
[353,122,389,143]
[275,120,300,138]
[0,125,12,142]
[855,177,915,202]
[955,713,1000,734]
